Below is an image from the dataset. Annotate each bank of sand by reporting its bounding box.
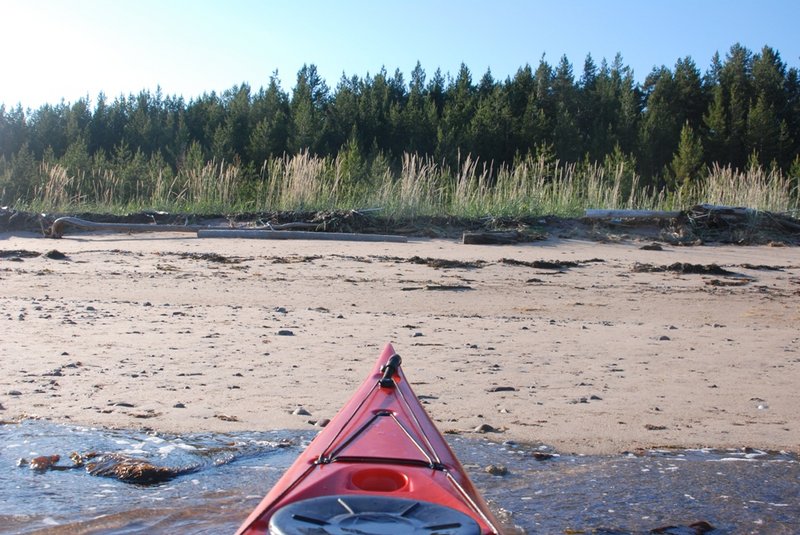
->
[1,231,798,455]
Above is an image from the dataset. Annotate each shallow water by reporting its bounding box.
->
[1,421,797,534]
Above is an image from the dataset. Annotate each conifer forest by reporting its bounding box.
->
[1,44,798,215]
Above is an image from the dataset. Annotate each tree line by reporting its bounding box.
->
[1,42,799,206]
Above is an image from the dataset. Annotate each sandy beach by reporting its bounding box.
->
[1,230,798,455]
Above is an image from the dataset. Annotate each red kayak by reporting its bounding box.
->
[236,343,501,534]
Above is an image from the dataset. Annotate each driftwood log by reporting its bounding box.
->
[197,229,408,243]
[48,217,206,238]
[462,230,522,245]
[584,209,682,219]
[48,216,333,238]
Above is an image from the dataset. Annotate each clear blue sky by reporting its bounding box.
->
[3,0,799,110]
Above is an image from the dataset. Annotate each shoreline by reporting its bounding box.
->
[1,231,798,455]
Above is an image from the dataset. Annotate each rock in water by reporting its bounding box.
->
[72,452,193,484]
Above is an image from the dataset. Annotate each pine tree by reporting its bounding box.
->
[66,98,92,146]
[5,143,38,203]
[29,103,68,158]
[752,46,786,112]
[728,85,749,168]
[0,104,29,159]
[249,73,289,162]
[638,66,680,180]
[785,67,800,159]
[551,55,580,160]
[673,57,707,128]
[703,84,728,165]
[403,62,436,155]
[437,63,476,161]
[186,92,224,156]
[720,43,754,169]
[222,84,253,161]
[477,68,496,99]
[289,64,329,154]
[617,69,641,154]
[746,93,780,166]
[469,84,511,163]
[671,122,704,188]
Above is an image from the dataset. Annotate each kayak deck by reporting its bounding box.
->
[236,344,501,534]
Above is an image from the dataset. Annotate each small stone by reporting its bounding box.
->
[659,335,671,341]
[590,395,602,400]
[484,464,509,476]
[86,306,96,312]
[640,243,663,251]
[44,250,68,260]
[532,452,555,461]
[173,402,186,408]
[315,418,330,427]
[292,407,311,416]
[412,332,424,337]
[474,423,499,433]
[8,390,22,396]
[277,329,294,336]
[274,307,287,314]
[486,386,517,392]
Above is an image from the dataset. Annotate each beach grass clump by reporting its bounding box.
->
[6,150,798,217]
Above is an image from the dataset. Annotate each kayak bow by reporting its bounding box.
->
[236,343,501,534]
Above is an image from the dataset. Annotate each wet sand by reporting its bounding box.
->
[1,231,798,455]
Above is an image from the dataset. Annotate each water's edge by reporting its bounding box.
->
[2,421,798,534]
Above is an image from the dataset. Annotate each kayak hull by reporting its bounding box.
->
[236,343,500,534]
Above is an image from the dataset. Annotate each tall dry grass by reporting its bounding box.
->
[22,152,800,217]
[677,163,798,211]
